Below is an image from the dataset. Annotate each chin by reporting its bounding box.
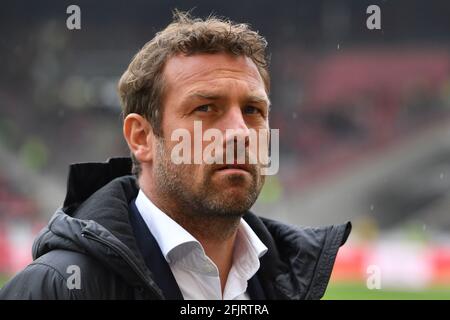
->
[221,190,254,207]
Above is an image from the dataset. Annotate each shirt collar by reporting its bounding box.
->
[135,189,268,274]
[231,219,268,281]
[135,189,199,263]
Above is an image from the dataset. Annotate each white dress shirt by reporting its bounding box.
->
[135,189,268,300]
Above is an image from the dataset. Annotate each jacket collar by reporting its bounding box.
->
[63,157,133,211]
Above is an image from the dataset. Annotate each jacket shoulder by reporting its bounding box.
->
[257,216,352,300]
[0,249,130,299]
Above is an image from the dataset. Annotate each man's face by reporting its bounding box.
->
[154,52,270,218]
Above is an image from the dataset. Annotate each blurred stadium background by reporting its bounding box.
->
[1,0,450,299]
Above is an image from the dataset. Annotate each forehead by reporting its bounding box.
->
[162,52,266,95]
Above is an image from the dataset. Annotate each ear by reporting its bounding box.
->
[123,113,154,163]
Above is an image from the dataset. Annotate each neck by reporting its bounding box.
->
[179,214,240,293]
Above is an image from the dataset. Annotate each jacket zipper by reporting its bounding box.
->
[81,230,163,299]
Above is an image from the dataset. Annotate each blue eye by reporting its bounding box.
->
[195,105,212,112]
[243,106,260,114]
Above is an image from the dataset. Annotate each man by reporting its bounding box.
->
[0,11,350,300]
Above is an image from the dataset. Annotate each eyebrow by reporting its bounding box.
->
[189,91,271,107]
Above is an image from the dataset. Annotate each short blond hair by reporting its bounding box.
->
[118,10,270,176]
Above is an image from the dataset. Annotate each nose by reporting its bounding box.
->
[220,106,251,145]
[216,106,252,166]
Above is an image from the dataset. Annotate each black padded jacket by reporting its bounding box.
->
[0,157,351,300]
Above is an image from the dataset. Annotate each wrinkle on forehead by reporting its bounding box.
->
[163,53,265,93]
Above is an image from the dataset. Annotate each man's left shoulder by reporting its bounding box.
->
[244,213,352,299]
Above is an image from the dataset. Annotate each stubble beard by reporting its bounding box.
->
[153,138,264,221]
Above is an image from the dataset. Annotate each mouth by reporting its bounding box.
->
[215,164,252,174]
